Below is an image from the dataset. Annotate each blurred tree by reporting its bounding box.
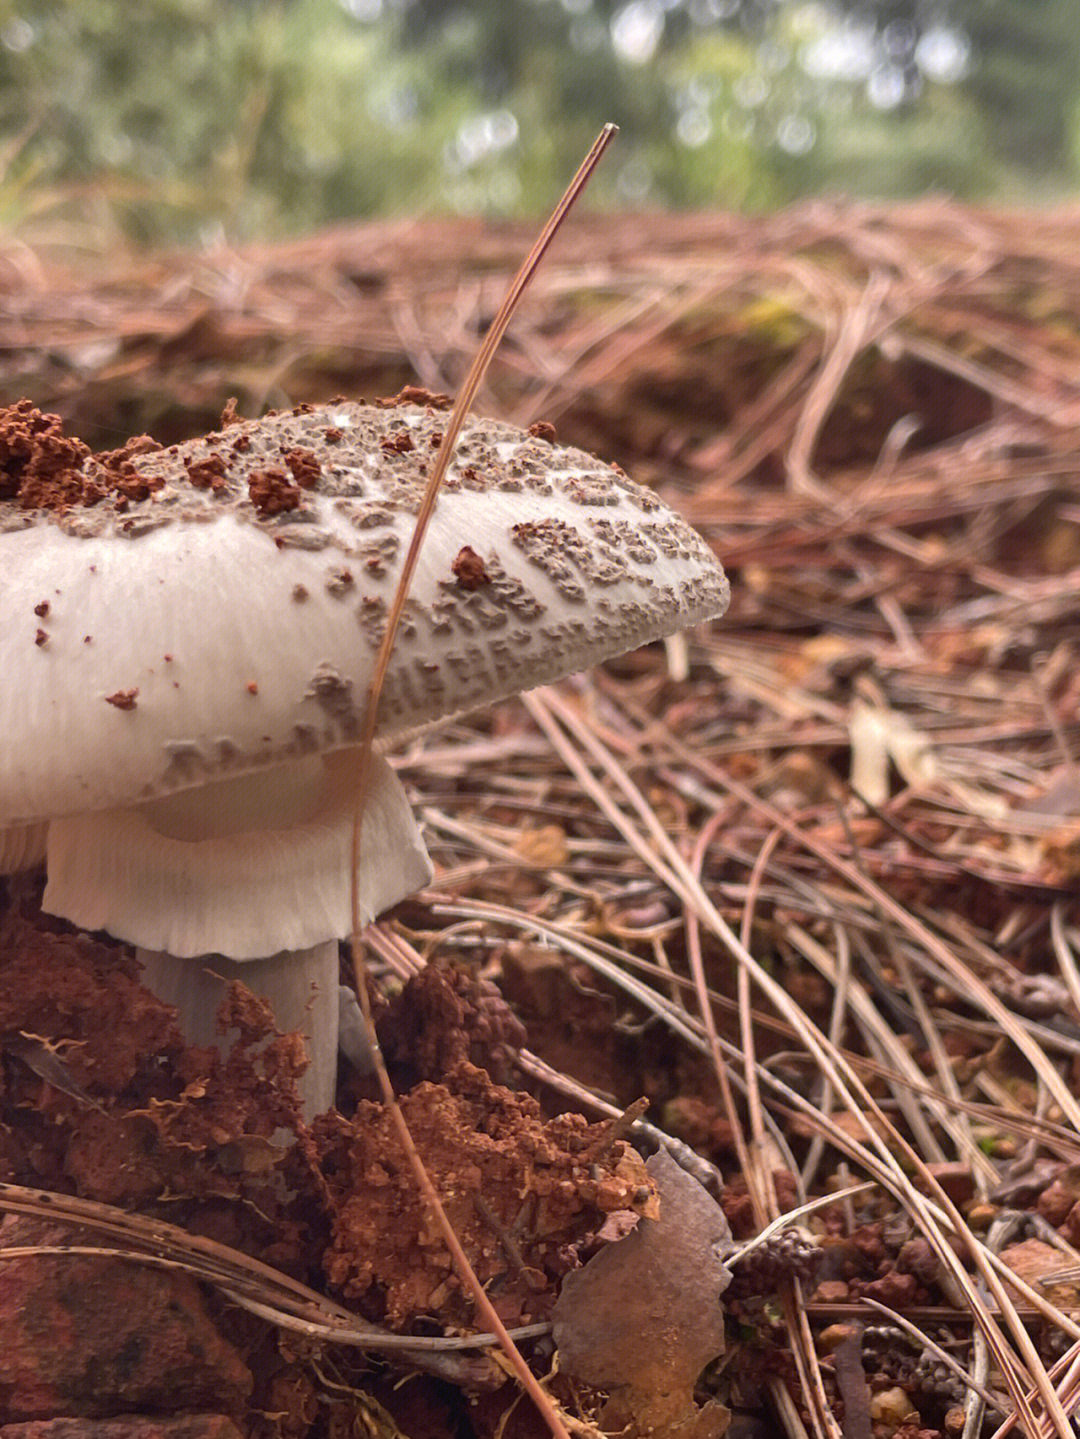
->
[0,0,1075,244]
[813,0,1080,177]
[961,0,1080,177]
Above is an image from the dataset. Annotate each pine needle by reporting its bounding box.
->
[344,125,617,1439]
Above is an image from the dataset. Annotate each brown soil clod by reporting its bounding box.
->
[247,466,302,517]
[451,545,492,591]
[315,1061,657,1329]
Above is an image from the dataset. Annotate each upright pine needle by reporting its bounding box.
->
[346,125,618,1439]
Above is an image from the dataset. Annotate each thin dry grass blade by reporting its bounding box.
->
[341,127,617,1439]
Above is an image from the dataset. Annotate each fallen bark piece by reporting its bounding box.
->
[553,1148,732,1439]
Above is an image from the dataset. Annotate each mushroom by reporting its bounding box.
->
[0,395,729,1116]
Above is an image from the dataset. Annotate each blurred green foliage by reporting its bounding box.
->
[0,0,1075,245]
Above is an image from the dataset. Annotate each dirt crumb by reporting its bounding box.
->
[185,452,229,490]
[248,467,301,517]
[282,447,322,489]
[104,688,138,710]
[95,434,166,503]
[379,429,414,456]
[376,386,453,410]
[451,545,491,591]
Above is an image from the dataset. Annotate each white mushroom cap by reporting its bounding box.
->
[1,396,730,830]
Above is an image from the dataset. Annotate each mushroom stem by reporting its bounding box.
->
[42,749,432,1121]
[136,940,340,1118]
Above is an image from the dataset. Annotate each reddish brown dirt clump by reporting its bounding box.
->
[246,466,300,517]
[281,447,321,489]
[451,546,491,591]
[315,1060,655,1329]
[0,912,308,1209]
[375,386,452,410]
[0,401,163,511]
[0,401,91,509]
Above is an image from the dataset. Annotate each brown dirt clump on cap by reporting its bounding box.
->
[281,446,322,488]
[379,427,414,455]
[0,400,165,511]
[375,385,453,410]
[0,399,92,509]
[95,433,166,503]
[247,466,301,517]
[450,545,491,590]
[185,451,229,490]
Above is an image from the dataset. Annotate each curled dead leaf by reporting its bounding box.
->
[554,1149,732,1439]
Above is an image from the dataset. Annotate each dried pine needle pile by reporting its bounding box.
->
[2,199,1080,1439]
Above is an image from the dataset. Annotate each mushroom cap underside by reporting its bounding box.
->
[1,400,729,825]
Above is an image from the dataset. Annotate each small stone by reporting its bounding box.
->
[816,1322,853,1352]
[869,1387,918,1435]
[812,1279,850,1304]
[964,1201,999,1229]
[1037,1177,1077,1226]
[860,1268,919,1307]
[923,1161,976,1206]
[896,1237,938,1285]
[999,1237,1080,1311]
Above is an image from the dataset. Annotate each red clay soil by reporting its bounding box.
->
[0,893,663,1437]
[316,1059,655,1329]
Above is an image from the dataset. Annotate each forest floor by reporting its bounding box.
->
[2,200,1080,1439]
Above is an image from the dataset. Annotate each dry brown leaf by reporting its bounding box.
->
[553,1149,732,1439]
[514,825,571,868]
